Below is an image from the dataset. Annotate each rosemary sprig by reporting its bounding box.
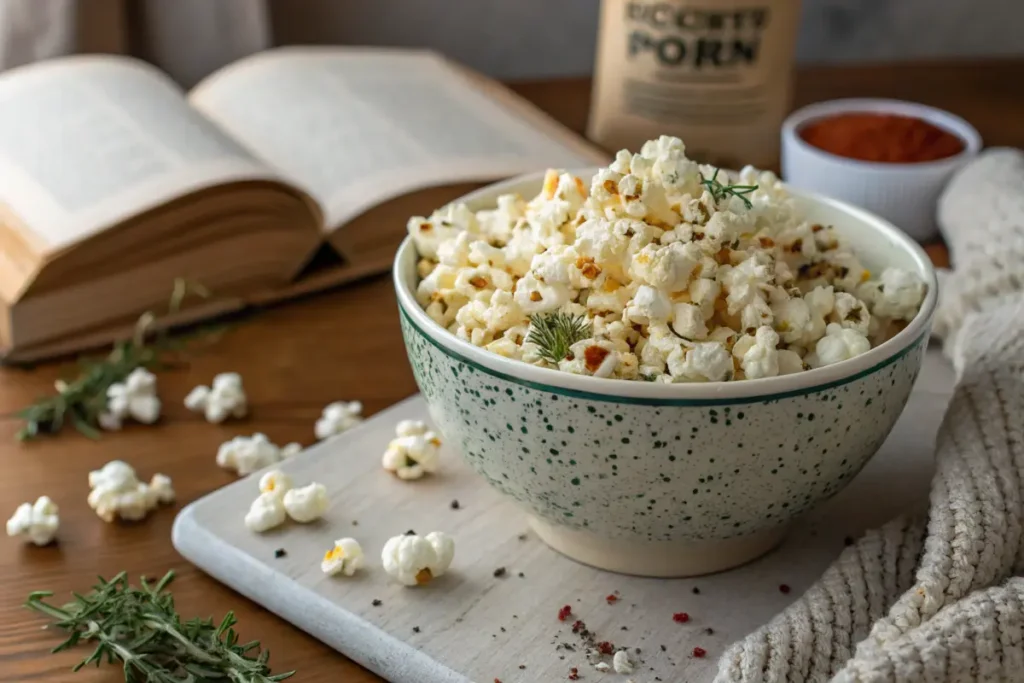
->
[526,312,592,364]
[699,168,758,210]
[26,571,294,682]
[16,279,213,441]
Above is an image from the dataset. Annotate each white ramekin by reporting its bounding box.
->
[781,98,982,243]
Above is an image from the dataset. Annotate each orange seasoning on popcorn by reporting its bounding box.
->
[799,113,965,164]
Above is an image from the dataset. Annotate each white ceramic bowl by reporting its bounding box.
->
[394,171,938,577]
[781,98,981,243]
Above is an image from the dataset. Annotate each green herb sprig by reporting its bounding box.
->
[700,168,758,210]
[526,312,592,364]
[26,571,294,682]
[17,279,213,441]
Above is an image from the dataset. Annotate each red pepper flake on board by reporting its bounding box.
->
[779,584,792,594]
[605,593,619,604]
[558,605,573,621]
[568,667,580,680]
[597,641,615,655]
[571,619,586,633]
[692,646,707,658]
[672,612,690,623]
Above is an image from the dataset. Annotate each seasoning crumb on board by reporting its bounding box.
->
[372,599,382,607]
[413,626,420,633]
[517,533,527,541]
[450,499,460,509]
[692,586,700,594]
[273,548,287,558]
[493,567,507,578]
[518,571,525,578]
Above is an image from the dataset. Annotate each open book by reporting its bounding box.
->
[0,46,608,362]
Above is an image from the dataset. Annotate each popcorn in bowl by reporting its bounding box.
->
[408,136,927,383]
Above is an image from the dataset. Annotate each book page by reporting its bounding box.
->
[0,55,287,250]
[189,47,609,229]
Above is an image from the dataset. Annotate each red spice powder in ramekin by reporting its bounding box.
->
[799,112,965,164]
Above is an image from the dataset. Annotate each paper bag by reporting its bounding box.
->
[588,0,803,169]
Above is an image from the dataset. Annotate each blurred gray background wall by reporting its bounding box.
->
[270,0,1024,80]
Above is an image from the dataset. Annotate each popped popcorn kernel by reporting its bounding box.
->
[6,496,59,545]
[245,492,287,532]
[315,401,363,440]
[382,420,442,480]
[283,482,329,523]
[87,461,173,523]
[99,368,161,429]
[216,433,290,476]
[184,372,247,423]
[382,530,454,586]
[321,537,365,576]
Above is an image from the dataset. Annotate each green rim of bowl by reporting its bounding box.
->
[401,306,927,407]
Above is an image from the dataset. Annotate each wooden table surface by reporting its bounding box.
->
[0,59,1017,681]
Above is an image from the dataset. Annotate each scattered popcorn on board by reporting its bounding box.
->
[409,135,927,382]
[381,531,454,586]
[245,469,328,531]
[283,483,328,523]
[321,537,365,577]
[381,420,442,480]
[612,649,634,674]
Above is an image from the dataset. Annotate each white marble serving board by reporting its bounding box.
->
[173,350,956,683]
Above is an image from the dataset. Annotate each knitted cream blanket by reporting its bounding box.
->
[715,149,1024,683]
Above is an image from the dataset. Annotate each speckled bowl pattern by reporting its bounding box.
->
[394,172,938,577]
